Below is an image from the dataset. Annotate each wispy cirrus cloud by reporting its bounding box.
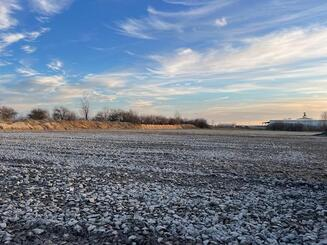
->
[16,67,39,77]
[0,0,21,30]
[150,26,327,78]
[29,0,74,15]
[21,45,37,54]
[59,23,327,108]
[95,24,327,118]
[117,1,233,40]
[217,1,327,39]
[148,1,233,18]
[32,75,65,89]
[117,19,156,40]
[162,0,219,6]
[117,0,327,46]
[117,12,183,40]
[0,28,49,52]
[84,73,127,88]
[47,59,64,72]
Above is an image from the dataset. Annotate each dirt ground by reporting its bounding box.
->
[0,129,326,244]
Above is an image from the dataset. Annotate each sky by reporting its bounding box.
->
[1,0,327,124]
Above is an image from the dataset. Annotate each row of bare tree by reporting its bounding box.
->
[0,97,90,121]
[94,109,209,128]
[0,106,78,121]
[0,98,209,128]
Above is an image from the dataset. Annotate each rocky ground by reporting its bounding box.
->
[0,130,326,244]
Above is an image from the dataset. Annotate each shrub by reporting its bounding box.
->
[53,107,77,121]
[112,110,140,123]
[0,106,17,121]
[186,118,210,128]
[28,108,49,120]
[94,112,107,121]
[94,108,111,122]
[140,115,169,125]
[94,109,210,128]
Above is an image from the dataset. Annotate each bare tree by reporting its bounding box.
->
[80,96,90,120]
[174,111,182,124]
[0,106,17,121]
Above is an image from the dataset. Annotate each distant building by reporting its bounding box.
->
[266,113,326,130]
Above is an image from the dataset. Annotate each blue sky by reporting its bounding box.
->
[1,0,327,124]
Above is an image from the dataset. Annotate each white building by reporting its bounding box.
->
[267,113,326,129]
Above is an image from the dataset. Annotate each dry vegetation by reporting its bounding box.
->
[0,104,209,131]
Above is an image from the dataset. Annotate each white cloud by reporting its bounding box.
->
[32,75,65,87]
[0,32,25,52]
[128,99,159,114]
[117,1,233,39]
[0,0,21,30]
[162,0,218,6]
[151,26,327,78]
[16,67,39,77]
[220,83,261,92]
[1,33,25,45]
[21,45,37,54]
[84,73,127,88]
[0,75,67,105]
[25,28,50,40]
[0,29,49,51]
[35,16,50,23]
[133,100,153,108]
[29,0,73,15]
[147,2,230,18]
[118,83,204,98]
[118,0,327,47]
[117,16,180,40]
[47,59,63,71]
[0,73,120,110]
[215,17,227,27]
[118,19,155,40]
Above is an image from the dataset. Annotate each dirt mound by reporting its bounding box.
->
[0,120,196,131]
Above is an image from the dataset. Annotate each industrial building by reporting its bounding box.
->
[267,113,327,130]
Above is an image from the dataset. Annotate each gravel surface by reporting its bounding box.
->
[0,130,326,244]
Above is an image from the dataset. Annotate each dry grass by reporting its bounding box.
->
[0,120,196,131]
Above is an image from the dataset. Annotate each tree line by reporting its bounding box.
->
[0,98,209,128]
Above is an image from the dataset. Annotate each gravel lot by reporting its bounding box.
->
[0,130,326,244]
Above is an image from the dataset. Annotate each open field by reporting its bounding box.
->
[0,130,326,244]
